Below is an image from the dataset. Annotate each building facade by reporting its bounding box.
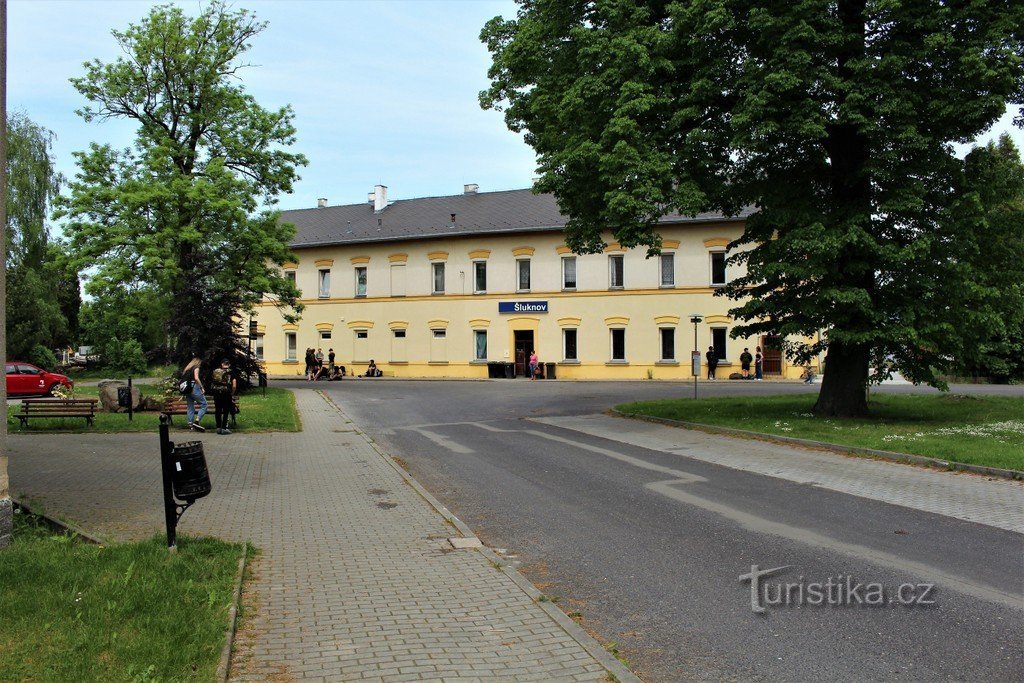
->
[255,186,810,379]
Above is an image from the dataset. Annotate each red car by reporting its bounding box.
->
[5,362,74,397]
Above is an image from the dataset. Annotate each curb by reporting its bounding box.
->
[316,391,641,683]
[12,499,107,544]
[217,544,249,683]
[611,409,1023,481]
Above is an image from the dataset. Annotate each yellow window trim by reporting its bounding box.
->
[661,239,680,249]
[705,315,731,324]
[346,320,375,329]
[388,320,409,330]
[427,319,450,329]
[314,322,335,332]
[427,251,449,261]
[468,249,491,259]
[314,259,334,268]
[604,242,625,253]
[555,245,573,255]
[654,315,680,326]
[604,316,630,326]
[468,318,490,328]
[350,256,371,265]
[388,253,408,263]
[512,246,535,257]
[557,316,582,327]
[282,323,299,331]
[282,261,298,270]
[703,237,730,248]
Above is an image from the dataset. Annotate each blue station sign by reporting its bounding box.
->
[499,301,549,314]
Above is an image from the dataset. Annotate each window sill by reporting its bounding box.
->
[473,291,487,295]
[469,360,489,365]
[431,292,445,296]
[560,359,580,365]
[517,290,531,294]
[606,360,629,365]
[562,287,577,292]
[282,360,299,365]
[608,286,624,291]
[659,284,676,289]
[710,283,727,288]
[355,294,367,298]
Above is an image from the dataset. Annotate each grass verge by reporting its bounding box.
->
[616,393,1024,472]
[7,386,300,433]
[0,512,243,681]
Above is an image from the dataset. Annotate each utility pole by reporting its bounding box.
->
[689,314,703,401]
[0,0,12,549]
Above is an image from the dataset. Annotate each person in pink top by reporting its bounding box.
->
[529,350,539,380]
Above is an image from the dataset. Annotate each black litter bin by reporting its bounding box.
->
[487,361,501,378]
[504,362,515,379]
[171,441,212,502]
[545,362,556,380]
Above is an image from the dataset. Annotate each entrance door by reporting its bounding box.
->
[761,335,783,375]
[514,330,534,378]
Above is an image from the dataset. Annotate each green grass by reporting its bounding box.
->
[62,364,179,381]
[8,386,301,433]
[0,513,243,681]
[616,393,1024,472]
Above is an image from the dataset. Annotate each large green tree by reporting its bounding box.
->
[481,0,1024,415]
[57,1,304,381]
[5,112,70,362]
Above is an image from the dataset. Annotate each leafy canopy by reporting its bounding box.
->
[57,1,306,377]
[482,0,1024,414]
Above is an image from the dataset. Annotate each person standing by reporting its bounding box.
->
[328,348,336,376]
[211,358,237,435]
[304,348,315,381]
[755,346,763,381]
[740,347,753,379]
[706,346,718,380]
[529,350,539,380]
[181,356,207,432]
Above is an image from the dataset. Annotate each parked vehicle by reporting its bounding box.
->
[5,362,74,397]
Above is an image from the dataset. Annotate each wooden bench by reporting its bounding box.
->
[17,398,98,428]
[163,395,239,428]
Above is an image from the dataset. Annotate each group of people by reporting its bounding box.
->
[705,345,765,380]
[304,347,346,381]
[180,356,238,434]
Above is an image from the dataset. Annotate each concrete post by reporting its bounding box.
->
[0,0,11,549]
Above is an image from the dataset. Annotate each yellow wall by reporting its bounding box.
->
[257,223,813,379]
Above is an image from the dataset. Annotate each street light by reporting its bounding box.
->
[689,314,703,399]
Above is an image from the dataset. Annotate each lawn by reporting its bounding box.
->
[0,512,243,681]
[616,393,1024,472]
[7,385,301,433]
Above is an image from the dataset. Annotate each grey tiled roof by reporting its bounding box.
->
[282,188,750,248]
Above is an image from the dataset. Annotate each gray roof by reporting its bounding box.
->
[282,188,750,248]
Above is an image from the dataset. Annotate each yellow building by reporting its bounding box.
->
[255,185,808,379]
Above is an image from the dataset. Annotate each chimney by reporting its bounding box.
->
[463,183,479,194]
[367,192,375,205]
[317,197,328,208]
[373,184,388,212]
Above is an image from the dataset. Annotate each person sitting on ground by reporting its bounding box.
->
[361,359,383,378]
[329,363,345,380]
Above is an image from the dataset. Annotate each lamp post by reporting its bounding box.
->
[689,314,703,400]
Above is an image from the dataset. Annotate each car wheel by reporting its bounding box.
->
[47,383,60,397]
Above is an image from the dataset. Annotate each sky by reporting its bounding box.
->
[8,0,1023,217]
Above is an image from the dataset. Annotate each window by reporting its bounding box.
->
[355,266,367,297]
[285,270,296,288]
[392,329,407,363]
[610,328,626,361]
[660,253,675,287]
[354,329,369,362]
[320,330,332,342]
[473,330,487,360]
[609,255,624,289]
[318,269,331,298]
[473,261,487,293]
[432,262,445,294]
[660,328,675,361]
[711,252,726,286]
[285,332,297,361]
[563,329,578,361]
[562,257,577,290]
[712,327,727,361]
[517,259,531,291]
[390,264,406,297]
[255,335,265,361]
[430,328,447,362]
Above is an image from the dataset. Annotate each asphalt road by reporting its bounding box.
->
[290,378,1024,681]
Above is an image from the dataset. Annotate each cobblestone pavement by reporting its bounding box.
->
[534,414,1024,533]
[9,391,629,681]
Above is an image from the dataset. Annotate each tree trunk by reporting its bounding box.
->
[813,342,869,417]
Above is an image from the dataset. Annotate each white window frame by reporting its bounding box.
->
[710,251,727,287]
[318,268,331,298]
[660,253,675,287]
[711,327,728,361]
[355,266,367,297]
[609,328,626,361]
[516,258,531,292]
[562,257,577,290]
[659,327,676,361]
[255,334,265,361]
[609,255,624,289]
[562,328,579,361]
[432,262,446,295]
[473,261,487,294]
[473,330,487,361]
[285,332,297,361]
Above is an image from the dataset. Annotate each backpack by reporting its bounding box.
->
[177,369,194,396]
[211,368,232,395]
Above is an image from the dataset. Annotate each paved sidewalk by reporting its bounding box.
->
[9,392,630,681]
[534,414,1024,534]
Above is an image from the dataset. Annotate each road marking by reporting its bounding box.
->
[407,427,475,454]
[466,420,1022,609]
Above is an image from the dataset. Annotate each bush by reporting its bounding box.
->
[28,344,58,370]
[105,337,147,375]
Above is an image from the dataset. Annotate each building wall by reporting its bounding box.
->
[254,222,814,379]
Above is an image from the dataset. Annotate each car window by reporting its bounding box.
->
[4,364,15,374]
[17,364,40,374]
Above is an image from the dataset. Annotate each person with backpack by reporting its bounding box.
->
[211,358,237,435]
[706,346,718,380]
[180,357,207,432]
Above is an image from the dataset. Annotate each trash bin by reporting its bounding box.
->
[545,362,556,380]
[503,362,515,379]
[171,441,212,502]
[487,361,501,378]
